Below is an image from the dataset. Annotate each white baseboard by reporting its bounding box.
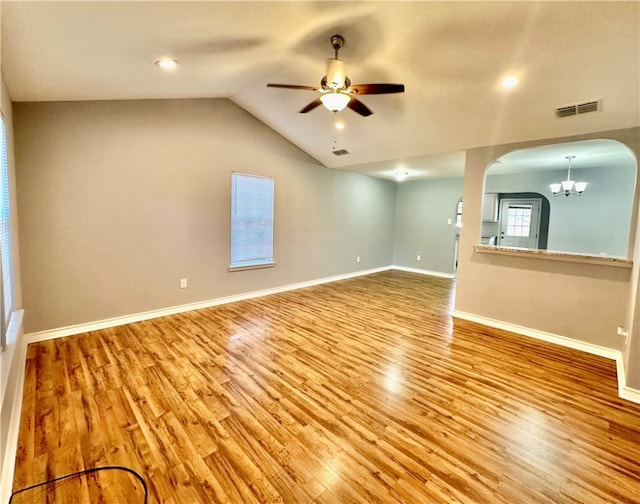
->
[616,357,640,403]
[452,310,640,404]
[452,310,619,359]
[619,386,640,403]
[26,265,460,344]
[391,265,456,279]
[26,266,393,343]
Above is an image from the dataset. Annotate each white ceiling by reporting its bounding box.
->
[1,1,638,180]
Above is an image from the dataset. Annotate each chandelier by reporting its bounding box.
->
[550,155,587,197]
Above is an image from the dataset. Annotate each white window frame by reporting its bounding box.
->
[0,114,14,350]
[229,172,275,271]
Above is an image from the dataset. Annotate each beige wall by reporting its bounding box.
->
[455,127,639,387]
[14,99,396,333]
[627,168,640,389]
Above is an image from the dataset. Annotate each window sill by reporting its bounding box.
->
[228,261,276,272]
[474,244,633,268]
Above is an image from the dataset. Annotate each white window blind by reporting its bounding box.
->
[230,173,275,270]
[0,116,14,345]
[505,204,533,237]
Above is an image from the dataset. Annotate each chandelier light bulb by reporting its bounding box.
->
[549,183,562,194]
[574,181,588,193]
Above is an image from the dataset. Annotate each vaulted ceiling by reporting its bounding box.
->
[1,1,638,180]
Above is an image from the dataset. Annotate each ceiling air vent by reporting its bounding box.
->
[332,149,350,156]
[577,100,599,114]
[556,99,601,118]
[556,105,577,117]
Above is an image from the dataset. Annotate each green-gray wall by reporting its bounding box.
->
[485,165,635,257]
[391,162,636,276]
[393,177,463,273]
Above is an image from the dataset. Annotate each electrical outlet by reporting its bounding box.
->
[617,326,629,344]
[180,278,188,289]
[356,256,361,263]
[447,218,452,225]
[417,254,421,261]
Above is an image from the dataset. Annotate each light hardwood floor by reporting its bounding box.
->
[12,271,640,503]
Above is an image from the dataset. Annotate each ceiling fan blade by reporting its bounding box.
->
[299,98,323,113]
[267,83,319,91]
[347,98,373,117]
[349,83,405,95]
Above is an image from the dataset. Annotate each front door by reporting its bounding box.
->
[498,199,541,249]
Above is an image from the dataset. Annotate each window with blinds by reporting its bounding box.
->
[0,116,14,349]
[230,173,275,270]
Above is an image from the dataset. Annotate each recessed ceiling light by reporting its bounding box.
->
[501,76,519,88]
[334,120,345,130]
[155,58,179,70]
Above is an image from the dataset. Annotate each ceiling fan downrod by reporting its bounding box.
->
[330,34,345,59]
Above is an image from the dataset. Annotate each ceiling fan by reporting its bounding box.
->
[267,35,405,117]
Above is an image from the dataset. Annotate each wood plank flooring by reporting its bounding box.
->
[12,270,640,503]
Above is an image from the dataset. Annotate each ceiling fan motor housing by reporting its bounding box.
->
[325,59,347,89]
[330,34,345,52]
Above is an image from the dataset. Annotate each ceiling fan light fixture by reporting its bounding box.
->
[320,92,351,112]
